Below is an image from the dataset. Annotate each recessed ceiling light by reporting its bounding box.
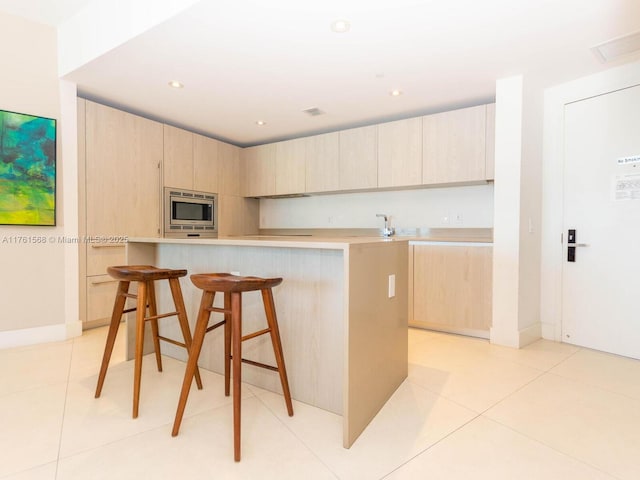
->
[390,89,403,97]
[256,120,267,126]
[331,19,351,33]
[168,80,184,88]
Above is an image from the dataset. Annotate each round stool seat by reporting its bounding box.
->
[190,273,282,293]
[107,265,187,282]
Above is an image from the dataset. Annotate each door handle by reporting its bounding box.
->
[567,229,588,262]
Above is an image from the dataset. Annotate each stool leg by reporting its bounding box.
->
[95,281,130,398]
[224,291,231,397]
[172,290,214,437]
[133,280,147,419]
[231,291,242,462]
[147,280,163,373]
[169,278,203,390]
[262,288,294,416]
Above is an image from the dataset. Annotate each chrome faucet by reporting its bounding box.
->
[376,213,395,237]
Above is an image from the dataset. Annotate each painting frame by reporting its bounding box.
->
[0,108,57,226]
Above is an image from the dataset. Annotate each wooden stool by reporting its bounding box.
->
[172,273,294,461]
[95,265,203,418]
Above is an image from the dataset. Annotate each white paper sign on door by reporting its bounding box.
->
[613,173,640,200]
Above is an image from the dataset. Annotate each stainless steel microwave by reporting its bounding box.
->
[164,187,218,238]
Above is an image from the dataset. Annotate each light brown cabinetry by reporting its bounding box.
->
[163,125,193,190]
[82,100,162,326]
[193,134,219,193]
[242,144,276,197]
[485,103,496,180]
[422,104,490,185]
[377,118,423,188]
[164,125,220,193]
[410,243,492,338]
[305,132,340,193]
[275,138,306,194]
[339,125,377,190]
[85,101,162,238]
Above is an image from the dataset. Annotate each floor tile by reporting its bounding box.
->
[0,462,57,480]
[485,373,640,480]
[550,347,640,400]
[68,323,126,381]
[59,354,253,458]
[408,338,543,412]
[0,342,72,397]
[384,416,616,480]
[0,383,66,478]
[56,397,337,480]
[255,380,477,480]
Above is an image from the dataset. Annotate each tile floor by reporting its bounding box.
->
[2,326,640,479]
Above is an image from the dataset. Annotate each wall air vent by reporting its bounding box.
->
[591,30,640,63]
[302,107,326,116]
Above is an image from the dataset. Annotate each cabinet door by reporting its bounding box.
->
[412,244,492,336]
[339,125,377,190]
[305,132,340,193]
[193,134,219,193]
[422,105,486,184]
[485,103,496,181]
[163,125,193,190]
[218,141,241,195]
[378,118,422,188]
[275,138,306,195]
[86,101,162,238]
[241,144,276,197]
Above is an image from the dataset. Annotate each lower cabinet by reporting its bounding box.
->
[409,243,492,338]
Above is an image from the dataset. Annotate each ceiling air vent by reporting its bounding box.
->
[591,30,640,63]
[302,107,325,117]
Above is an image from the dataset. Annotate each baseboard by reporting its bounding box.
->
[518,322,542,347]
[0,321,82,349]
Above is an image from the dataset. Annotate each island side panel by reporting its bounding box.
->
[153,243,345,414]
[344,240,408,447]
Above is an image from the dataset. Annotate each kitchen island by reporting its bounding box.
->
[126,235,408,448]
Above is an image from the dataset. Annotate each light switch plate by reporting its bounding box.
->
[388,274,396,298]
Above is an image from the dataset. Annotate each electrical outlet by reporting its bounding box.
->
[454,213,464,224]
[442,214,450,225]
[388,274,396,298]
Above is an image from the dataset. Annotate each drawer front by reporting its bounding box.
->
[86,275,120,323]
[87,244,126,276]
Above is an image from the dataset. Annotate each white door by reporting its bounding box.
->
[562,84,640,359]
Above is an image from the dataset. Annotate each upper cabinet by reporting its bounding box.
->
[164,125,221,193]
[242,144,276,197]
[377,118,423,188]
[218,141,241,196]
[305,132,340,193]
[238,102,495,198]
[85,101,162,238]
[339,125,377,191]
[193,134,219,193]
[422,104,488,185]
[485,103,496,181]
[163,125,193,190]
[275,138,306,195]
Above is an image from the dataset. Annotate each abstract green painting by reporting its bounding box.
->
[0,109,56,226]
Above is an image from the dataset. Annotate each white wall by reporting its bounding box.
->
[0,13,80,347]
[490,74,544,348]
[259,184,494,230]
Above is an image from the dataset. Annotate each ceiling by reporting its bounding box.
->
[3,0,640,147]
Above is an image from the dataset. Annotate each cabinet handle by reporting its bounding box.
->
[90,279,119,286]
[90,244,125,249]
